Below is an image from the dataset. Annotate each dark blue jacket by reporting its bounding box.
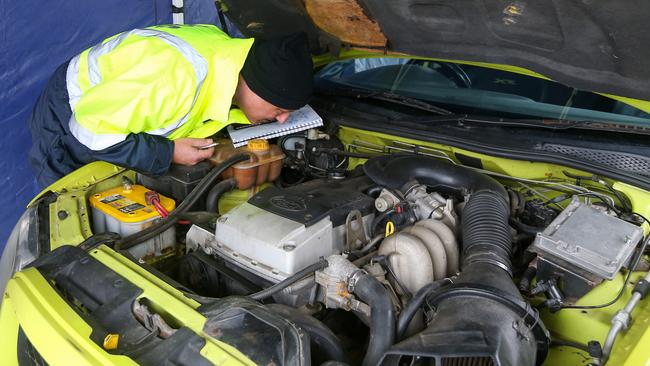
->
[28,61,174,187]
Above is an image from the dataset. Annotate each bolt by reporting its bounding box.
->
[217,217,227,223]
[283,243,296,251]
[57,210,68,220]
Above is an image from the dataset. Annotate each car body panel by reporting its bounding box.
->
[0,245,255,366]
[1,268,137,365]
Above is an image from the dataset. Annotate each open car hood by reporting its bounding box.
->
[223,0,650,102]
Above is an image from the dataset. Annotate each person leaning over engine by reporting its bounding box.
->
[28,24,313,187]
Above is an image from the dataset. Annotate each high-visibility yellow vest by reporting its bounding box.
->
[66,24,253,150]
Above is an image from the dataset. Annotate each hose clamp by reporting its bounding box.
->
[348,269,367,293]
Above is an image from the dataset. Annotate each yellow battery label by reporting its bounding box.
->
[99,195,146,213]
[90,185,175,223]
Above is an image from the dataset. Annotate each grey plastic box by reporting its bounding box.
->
[530,197,643,280]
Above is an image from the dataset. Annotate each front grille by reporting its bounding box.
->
[17,327,48,366]
[540,143,650,177]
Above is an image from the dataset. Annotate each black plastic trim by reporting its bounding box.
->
[332,116,650,191]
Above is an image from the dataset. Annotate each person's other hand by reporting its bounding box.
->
[173,138,214,165]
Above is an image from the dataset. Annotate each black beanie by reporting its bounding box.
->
[241,32,314,110]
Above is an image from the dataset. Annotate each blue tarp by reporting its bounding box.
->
[0,0,229,251]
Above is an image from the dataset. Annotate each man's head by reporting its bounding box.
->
[235,32,313,123]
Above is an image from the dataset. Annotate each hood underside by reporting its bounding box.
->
[223,0,650,102]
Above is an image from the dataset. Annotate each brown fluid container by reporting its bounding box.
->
[209,139,284,190]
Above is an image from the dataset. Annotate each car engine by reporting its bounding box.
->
[85,132,648,366]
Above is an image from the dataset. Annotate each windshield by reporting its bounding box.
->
[315,57,650,127]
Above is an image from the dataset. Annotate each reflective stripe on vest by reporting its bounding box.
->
[66,29,208,150]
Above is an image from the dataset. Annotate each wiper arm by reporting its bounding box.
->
[456,117,650,134]
[317,86,455,116]
[361,91,455,116]
[387,112,650,131]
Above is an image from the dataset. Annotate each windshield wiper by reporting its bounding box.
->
[317,86,455,116]
[451,117,650,134]
[317,86,650,135]
[382,112,650,134]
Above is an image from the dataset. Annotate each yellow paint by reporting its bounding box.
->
[0,292,20,365]
[89,245,255,365]
[1,247,254,365]
[49,191,93,249]
[29,161,128,207]
[4,269,136,365]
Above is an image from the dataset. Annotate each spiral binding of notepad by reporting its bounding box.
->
[227,105,323,147]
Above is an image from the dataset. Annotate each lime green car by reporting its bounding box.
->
[2,1,650,365]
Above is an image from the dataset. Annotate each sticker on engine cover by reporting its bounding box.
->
[118,203,146,213]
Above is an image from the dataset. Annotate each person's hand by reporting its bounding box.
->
[172,138,215,165]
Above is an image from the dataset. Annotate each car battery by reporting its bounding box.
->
[89,184,176,259]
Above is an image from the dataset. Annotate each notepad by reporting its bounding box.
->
[227,105,323,147]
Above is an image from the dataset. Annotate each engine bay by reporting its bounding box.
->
[44,125,650,366]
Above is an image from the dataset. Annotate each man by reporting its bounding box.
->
[28,24,313,187]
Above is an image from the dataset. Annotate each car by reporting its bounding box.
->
[2,1,649,365]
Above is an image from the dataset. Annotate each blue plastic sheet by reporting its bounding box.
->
[0,0,229,251]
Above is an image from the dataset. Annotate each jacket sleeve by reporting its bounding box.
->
[90,132,174,176]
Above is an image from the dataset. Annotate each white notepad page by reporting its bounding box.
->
[227,105,323,147]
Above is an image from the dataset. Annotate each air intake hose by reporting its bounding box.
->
[364,155,549,366]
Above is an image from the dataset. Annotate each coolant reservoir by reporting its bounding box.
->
[89,184,176,260]
[209,139,284,189]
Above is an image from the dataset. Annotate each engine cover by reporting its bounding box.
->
[210,177,375,282]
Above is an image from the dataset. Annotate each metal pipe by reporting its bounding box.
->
[602,271,650,364]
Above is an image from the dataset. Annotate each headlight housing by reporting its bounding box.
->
[0,206,41,297]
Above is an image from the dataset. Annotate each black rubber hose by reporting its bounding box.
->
[266,304,348,363]
[396,279,452,340]
[364,154,506,194]
[510,218,544,236]
[353,273,396,366]
[248,258,328,301]
[462,190,512,273]
[205,177,236,213]
[116,154,249,250]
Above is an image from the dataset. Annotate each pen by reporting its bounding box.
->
[197,141,219,150]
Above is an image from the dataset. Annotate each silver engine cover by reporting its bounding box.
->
[195,202,370,282]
